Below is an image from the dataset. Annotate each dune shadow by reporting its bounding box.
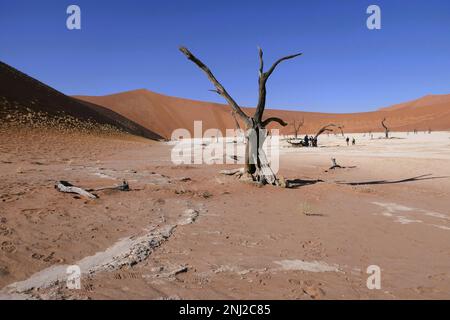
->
[287,179,324,189]
[337,174,449,186]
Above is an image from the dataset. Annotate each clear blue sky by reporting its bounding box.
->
[1,0,450,113]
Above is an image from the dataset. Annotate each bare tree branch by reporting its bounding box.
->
[258,46,264,77]
[179,46,251,127]
[231,111,241,130]
[254,49,302,122]
[265,52,303,80]
[261,117,288,128]
[314,124,336,139]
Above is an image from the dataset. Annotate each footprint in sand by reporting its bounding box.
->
[1,241,16,253]
[0,225,14,236]
[300,240,326,259]
[288,279,326,299]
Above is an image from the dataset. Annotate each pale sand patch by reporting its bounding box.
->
[372,202,449,229]
[274,260,340,273]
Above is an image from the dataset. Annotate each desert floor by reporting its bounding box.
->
[0,129,449,299]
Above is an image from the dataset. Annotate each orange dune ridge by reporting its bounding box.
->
[76,90,450,139]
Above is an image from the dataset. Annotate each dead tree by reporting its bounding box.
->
[180,46,302,185]
[329,158,342,170]
[312,124,336,146]
[381,118,389,138]
[315,124,336,139]
[292,118,304,139]
[337,125,345,137]
[287,118,304,147]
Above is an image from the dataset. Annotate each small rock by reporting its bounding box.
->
[0,266,10,277]
[201,191,212,199]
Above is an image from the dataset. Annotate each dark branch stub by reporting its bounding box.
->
[381,118,389,138]
[261,117,288,128]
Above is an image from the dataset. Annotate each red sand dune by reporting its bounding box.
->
[0,62,163,140]
[76,89,450,139]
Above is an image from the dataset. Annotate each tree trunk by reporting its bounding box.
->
[245,126,278,184]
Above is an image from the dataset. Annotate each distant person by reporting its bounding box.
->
[304,135,309,147]
[352,138,356,145]
[346,137,350,146]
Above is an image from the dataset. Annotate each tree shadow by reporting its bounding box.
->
[287,179,324,189]
[337,174,449,186]
[325,165,357,172]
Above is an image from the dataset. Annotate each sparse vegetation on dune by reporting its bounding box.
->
[1,104,125,136]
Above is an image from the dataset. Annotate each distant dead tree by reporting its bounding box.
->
[312,124,336,147]
[287,118,305,147]
[337,125,345,137]
[315,124,336,140]
[180,46,302,185]
[292,118,304,139]
[381,118,389,139]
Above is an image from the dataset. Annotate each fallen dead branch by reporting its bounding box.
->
[287,139,304,147]
[87,180,130,192]
[55,180,130,199]
[220,168,245,176]
[325,158,357,172]
[55,181,98,199]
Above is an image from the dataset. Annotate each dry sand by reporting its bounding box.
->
[1,128,449,299]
